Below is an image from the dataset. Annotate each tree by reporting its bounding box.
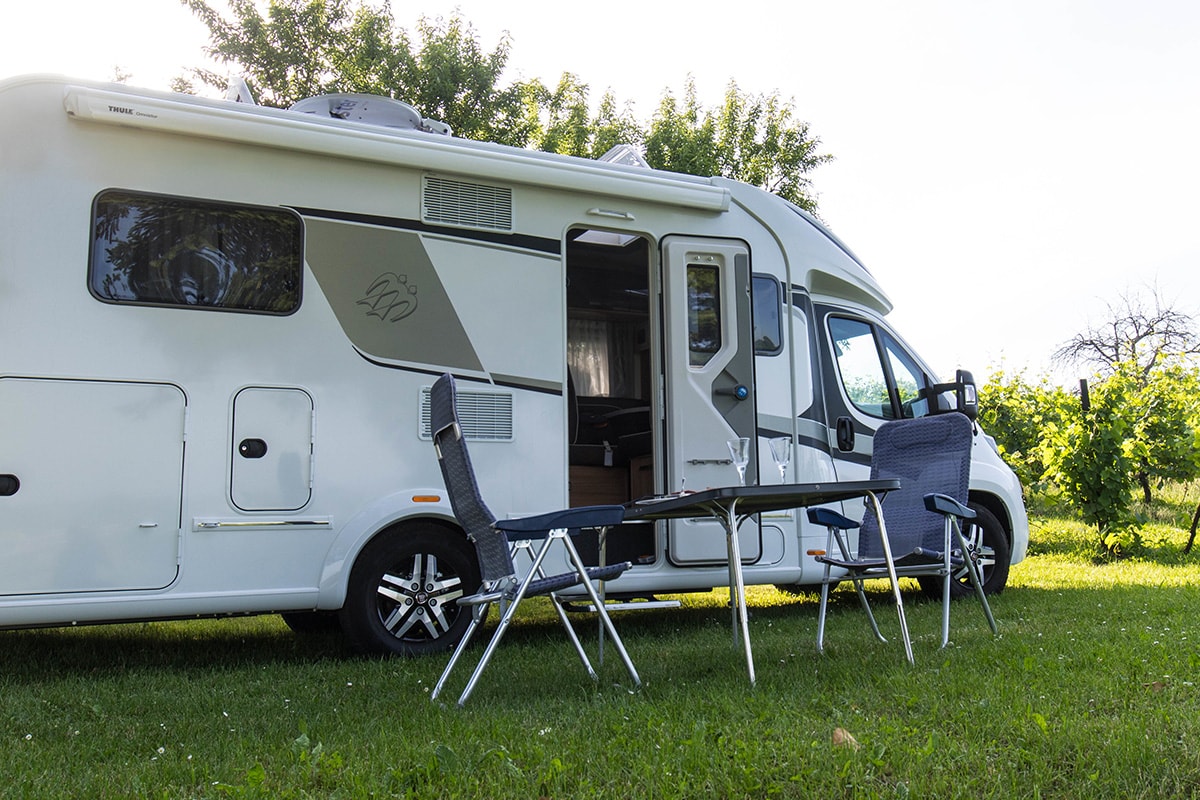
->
[1041,364,1142,553]
[1053,285,1200,381]
[180,0,357,107]
[180,0,832,210]
[1053,285,1200,503]
[641,79,831,212]
[982,356,1200,557]
[179,0,539,145]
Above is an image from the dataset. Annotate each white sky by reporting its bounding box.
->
[4,0,1197,382]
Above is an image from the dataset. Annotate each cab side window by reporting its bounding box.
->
[828,316,930,419]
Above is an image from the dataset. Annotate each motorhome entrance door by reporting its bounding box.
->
[661,237,759,565]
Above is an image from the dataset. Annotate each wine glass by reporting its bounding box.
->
[727,437,751,486]
[769,437,791,484]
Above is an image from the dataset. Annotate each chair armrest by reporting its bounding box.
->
[495,504,626,536]
[807,507,860,530]
[923,493,976,519]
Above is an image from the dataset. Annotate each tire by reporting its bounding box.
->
[918,503,1011,599]
[339,522,481,657]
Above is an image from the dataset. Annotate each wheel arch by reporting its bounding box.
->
[967,490,1011,542]
[315,490,470,609]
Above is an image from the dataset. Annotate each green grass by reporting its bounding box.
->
[3,514,1200,799]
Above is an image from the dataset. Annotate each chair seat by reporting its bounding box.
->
[817,546,963,573]
[495,505,626,537]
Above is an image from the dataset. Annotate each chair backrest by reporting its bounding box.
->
[859,413,973,559]
[430,373,515,583]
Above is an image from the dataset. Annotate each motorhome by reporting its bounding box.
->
[0,74,1029,655]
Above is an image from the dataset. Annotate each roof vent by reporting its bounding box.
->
[598,144,650,169]
[289,93,452,135]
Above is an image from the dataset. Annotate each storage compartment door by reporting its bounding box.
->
[0,378,184,594]
[230,387,314,511]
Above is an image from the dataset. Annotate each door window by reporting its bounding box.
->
[828,316,930,419]
[687,265,722,366]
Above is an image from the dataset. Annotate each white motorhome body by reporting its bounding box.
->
[0,75,1028,654]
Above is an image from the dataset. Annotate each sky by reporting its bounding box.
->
[4,0,1197,382]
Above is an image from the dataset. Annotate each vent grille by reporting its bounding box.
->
[420,386,513,441]
[422,176,513,231]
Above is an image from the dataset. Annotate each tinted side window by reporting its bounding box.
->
[90,190,302,314]
[751,275,782,355]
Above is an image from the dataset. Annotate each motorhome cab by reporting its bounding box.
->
[0,75,1029,655]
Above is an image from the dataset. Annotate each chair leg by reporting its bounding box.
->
[817,526,888,654]
[815,566,831,653]
[431,601,489,702]
[953,518,998,635]
[853,578,888,644]
[560,532,641,690]
[941,517,953,648]
[454,541,557,706]
[547,589,597,679]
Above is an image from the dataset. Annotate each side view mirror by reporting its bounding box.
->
[926,368,978,421]
[954,369,978,421]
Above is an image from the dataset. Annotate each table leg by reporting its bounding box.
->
[865,490,914,665]
[715,500,755,686]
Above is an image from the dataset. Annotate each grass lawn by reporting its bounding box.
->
[2,511,1199,799]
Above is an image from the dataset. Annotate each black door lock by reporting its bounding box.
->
[238,439,269,459]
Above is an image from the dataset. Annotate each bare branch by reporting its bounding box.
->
[1053,284,1199,380]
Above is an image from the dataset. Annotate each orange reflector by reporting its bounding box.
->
[806,549,826,556]
[412,495,441,503]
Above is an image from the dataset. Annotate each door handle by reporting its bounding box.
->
[835,417,855,452]
[714,384,750,401]
[238,439,269,459]
[0,474,18,496]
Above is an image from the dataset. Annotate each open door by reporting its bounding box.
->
[661,236,759,565]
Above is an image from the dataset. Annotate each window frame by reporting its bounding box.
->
[751,274,784,356]
[826,313,933,421]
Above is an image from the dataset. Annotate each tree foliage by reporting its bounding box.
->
[1052,285,1200,503]
[982,357,1200,556]
[977,371,1070,495]
[179,0,831,209]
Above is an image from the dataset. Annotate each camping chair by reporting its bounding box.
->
[807,413,997,664]
[428,373,641,706]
